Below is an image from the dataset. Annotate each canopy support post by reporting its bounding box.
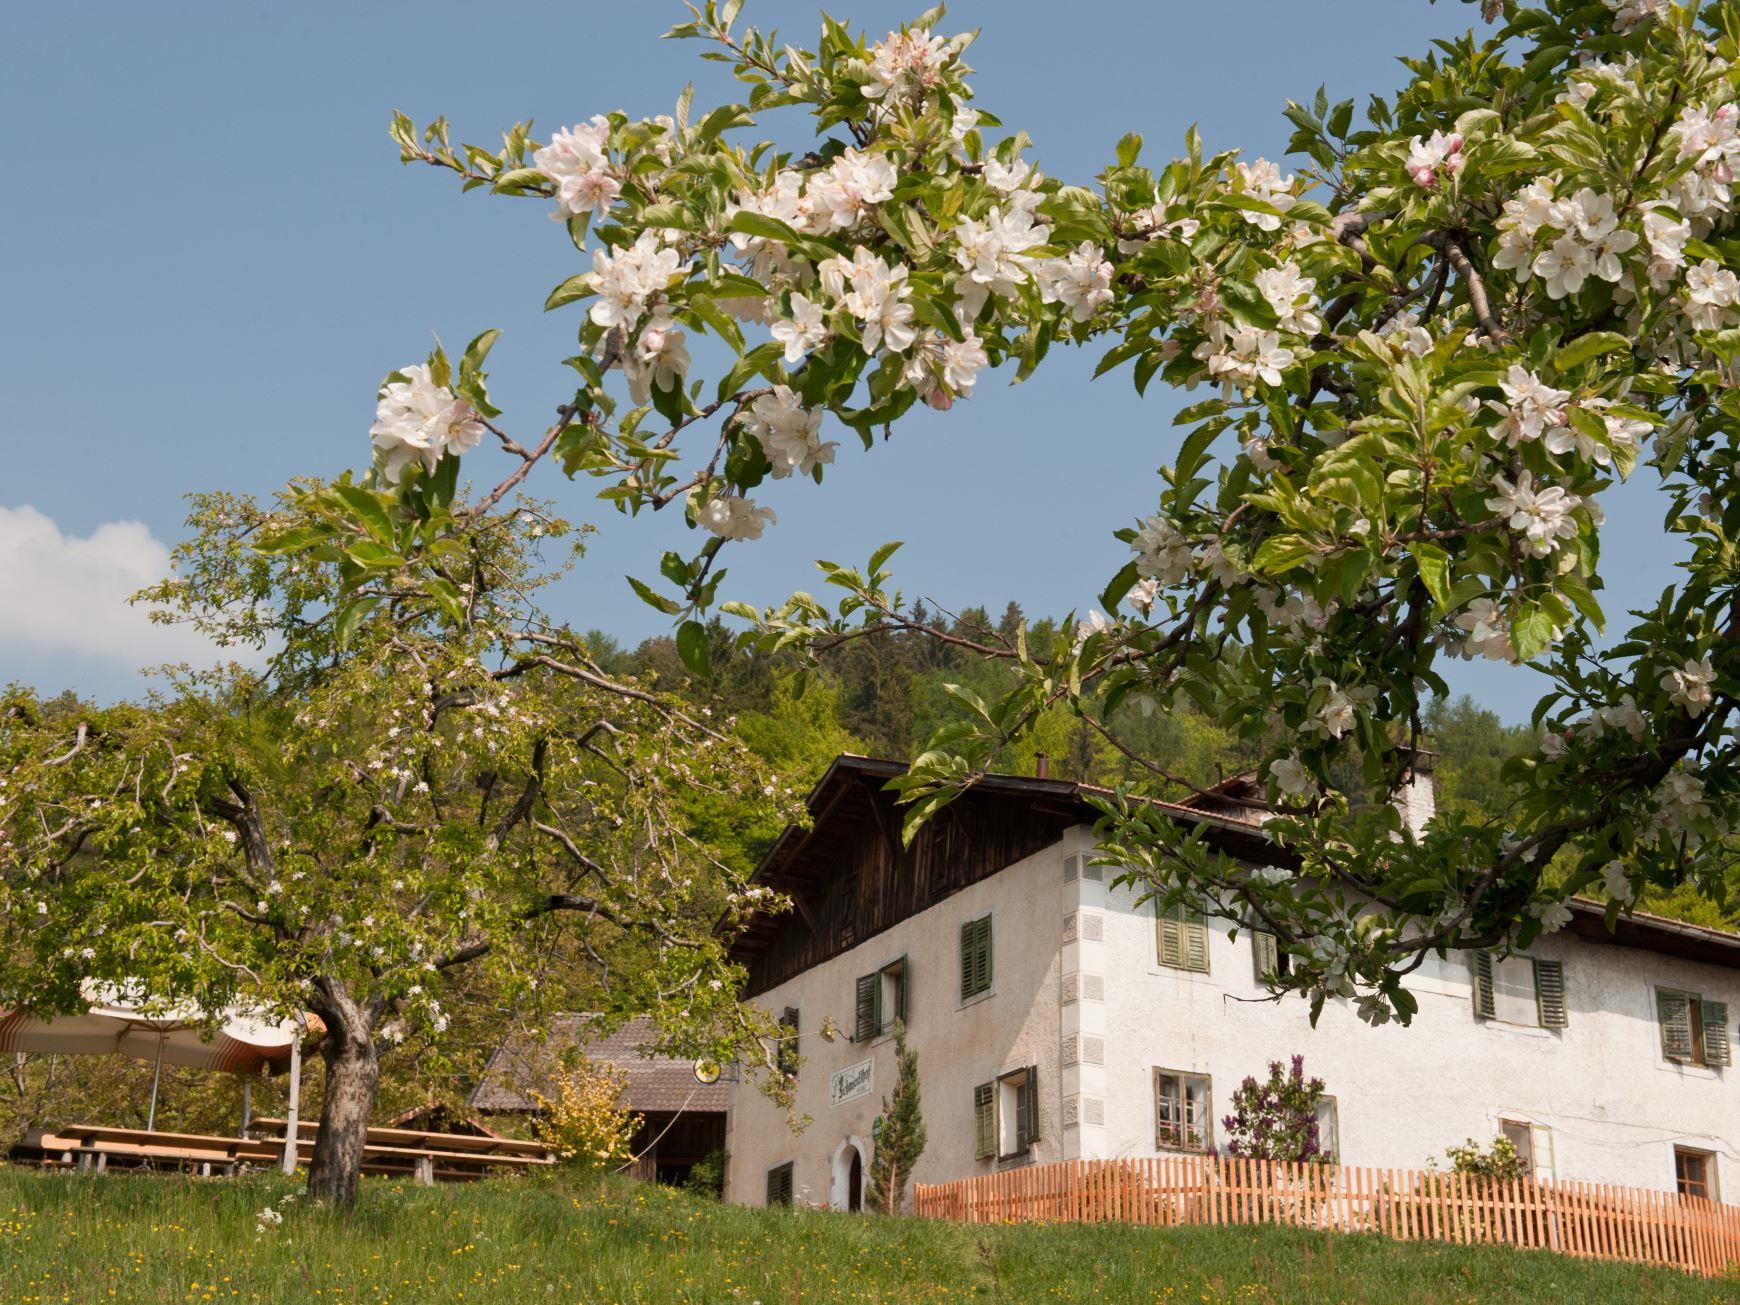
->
[146,1034,165,1133]
[240,1078,252,1138]
[280,1017,302,1175]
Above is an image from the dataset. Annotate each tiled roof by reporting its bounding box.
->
[468,1014,730,1114]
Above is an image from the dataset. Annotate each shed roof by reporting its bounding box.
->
[468,1014,729,1115]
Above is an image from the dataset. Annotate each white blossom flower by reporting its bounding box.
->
[1454,597,1514,662]
[696,494,777,541]
[820,246,917,354]
[1642,205,1690,288]
[1199,327,1294,394]
[1486,471,1581,557]
[1656,769,1712,832]
[1124,577,1160,612]
[1230,158,1294,230]
[1073,609,1113,647]
[1544,398,1647,466]
[1675,101,1740,168]
[1684,258,1740,330]
[623,325,691,403]
[1269,754,1317,800]
[861,28,959,101]
[1486,366,1570,446]
[1604,0,1668,29]
[1529,899,1573,934]
[1601,859,1636,905]
[807,148,898,231]
[1254,262,1323,335]
[1533,233,1596,299]
[1036,241,1115,321]
[1377,311,1433,356]
[1132,514,1192,585]
[1309,683,1357,740]
[1660,657,1717,716]
[585,231,684,331]
[1539,731,1566,760]
[369,364,488,483]
[769,293,829,363]
[740,386,837,479]
[533,117,618,220]
[1405,130,1463,189]
[952,206,1049,313]
[902,328,989,409]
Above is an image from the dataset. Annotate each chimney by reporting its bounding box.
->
[1394,749,1437,835]
[1034,752,1050,780]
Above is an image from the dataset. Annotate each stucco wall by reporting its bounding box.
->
[724,835,1067,1208]
[1090,868,1740,1194]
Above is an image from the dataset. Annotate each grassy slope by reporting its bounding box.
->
[0,1168,1733,1304]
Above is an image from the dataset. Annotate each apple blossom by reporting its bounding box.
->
[1660,658,1717,716]
[696,494,776,541]
[369,364,487,484]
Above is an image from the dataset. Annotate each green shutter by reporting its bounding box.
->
[1533,960,1567,1028]
[973,1083,994,1159]
[1471,952,1496,1020]
[1022,1066,1040,1147]
[1252,931,1279,982]
[1659,989,1695,1061]
[778,1007,800,1075]
[894,956,909,1026]
[1157,904,1185,968]
[1702,1000,1731,1067]
[1183,906,1210,973]
[961,918,992,1000]
[855,973,877,1042]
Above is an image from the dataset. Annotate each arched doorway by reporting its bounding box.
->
[829,1136,868,1211]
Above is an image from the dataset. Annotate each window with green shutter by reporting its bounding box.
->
[973,1082,995,1159]
[1470,951,1497,1020]
[854,973,877,1043]
[854,959,909,1040]
[960,915,993,1001]
[1156,901,1210,973]
[995,1065,1038,1159]
[766,1161,794,1207]
[1473,952,1568,1028]
[1658,988,1697,1062]
[1704,1000,1731,1067]
[1251,930,1285,983]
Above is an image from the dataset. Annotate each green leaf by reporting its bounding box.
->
[1410,542,1452,612]
[333,596,381,649]
[1510,602,1557,663]
[1099,560,1140,613]
[676,619,712,676]
[424,576,467,627]
[546,273,594,312]
[726,211,804,247]
[1252,534,1314,575]
[345,541,407,570]
[254,526,328,556]
[1554,331,1631,371]
[331,485,397,545]
[627,575,682,616]
[867,540,904,578]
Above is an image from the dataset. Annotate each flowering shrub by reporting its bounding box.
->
[1220,1055,1334,1164]
[1443,1135,1528,1184]
[532,1056,644,1171]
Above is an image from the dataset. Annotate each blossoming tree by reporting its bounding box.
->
[0,475,791,1206]
[81,0,1730,1045]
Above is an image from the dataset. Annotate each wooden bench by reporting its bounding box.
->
[252,1117,554,1185]
[40,1126,285,1176]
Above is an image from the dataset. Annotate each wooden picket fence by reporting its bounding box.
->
[912,1156,1740,1279]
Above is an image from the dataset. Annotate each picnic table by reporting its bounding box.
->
[35,1118,554,1185]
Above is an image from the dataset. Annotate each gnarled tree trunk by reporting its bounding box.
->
[306,983,379,1208]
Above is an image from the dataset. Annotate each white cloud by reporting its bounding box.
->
[0,505,236,681]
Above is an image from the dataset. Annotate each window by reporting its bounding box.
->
[1657,988,1731,1067]
[1154,1069,1213,1153]
[1313,1096,1339,1161]
[776,1006,799,1078]
[960,915,993,1001]
[1500,1119,1536,1174]
[1675,1147,1718,1202]
[994,1066,1039,1160]
[1470,952,1567,1028]
[1156,901,1210,973]
[765,1161,794,1207]
[1252,930,1289,983]
[853,956,908,1042]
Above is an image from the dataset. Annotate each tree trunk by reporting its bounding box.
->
[305,984,379,1208]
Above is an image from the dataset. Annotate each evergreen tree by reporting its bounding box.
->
[864,1021,926,1215]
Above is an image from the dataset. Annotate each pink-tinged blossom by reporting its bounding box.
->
[622,326,691,404]
[807,148,898,231]
[952,205,1050,313]
[696,494,776,541]
[1603,0,1668,29]
[1545,399,1648,467]
[1125,578,1160,612]
[1253,263,1323,335]
[1684,258,1740,329]
[820,247,917,355]
[533,117,619,220]
[369,364,487,484]
[1404,130,1463,189]
[1642,205,1690,288]
[903,327,990,409]
[861,28,962,101]
[1533,233,1596,299]
[585,231,685,331]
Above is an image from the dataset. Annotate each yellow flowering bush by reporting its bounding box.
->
[532,1056,643,1171]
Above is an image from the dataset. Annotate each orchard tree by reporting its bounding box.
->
[146,0,1740,1042]
[0,465,793,1206]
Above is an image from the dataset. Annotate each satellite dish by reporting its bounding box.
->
[693,1058,722,1085]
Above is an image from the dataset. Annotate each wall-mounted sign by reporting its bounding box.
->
[830,1058,874,1108]
[871,1114,885,1142]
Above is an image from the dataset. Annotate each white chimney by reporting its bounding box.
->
[1394,751,1437,835]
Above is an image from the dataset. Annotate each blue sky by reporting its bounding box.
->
[0,0,1676,719]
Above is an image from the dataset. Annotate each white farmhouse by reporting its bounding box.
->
[724,756,1740,1211]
